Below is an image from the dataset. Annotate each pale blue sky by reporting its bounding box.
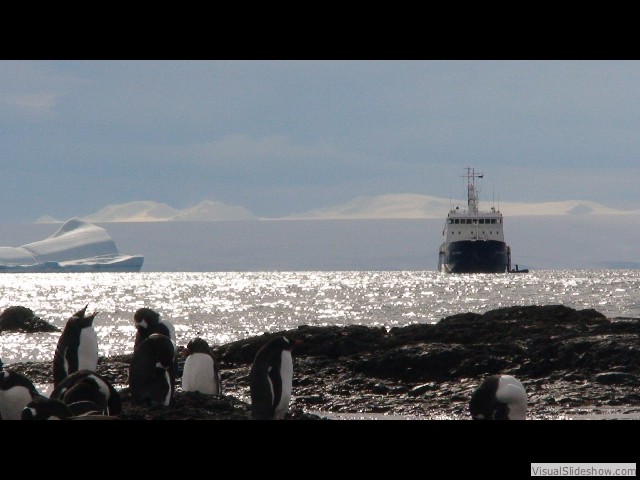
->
[1,60,639,223]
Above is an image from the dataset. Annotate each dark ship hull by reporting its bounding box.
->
[438,240,509,274]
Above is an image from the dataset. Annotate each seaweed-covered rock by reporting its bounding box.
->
[0,306,59,333]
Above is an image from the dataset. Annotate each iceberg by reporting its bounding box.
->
[0,218,143,272]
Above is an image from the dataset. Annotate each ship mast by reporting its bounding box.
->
[462,167,483,215]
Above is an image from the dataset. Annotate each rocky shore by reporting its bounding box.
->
[6,304,640,420]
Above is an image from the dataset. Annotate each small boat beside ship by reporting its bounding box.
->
[438,167,523,274]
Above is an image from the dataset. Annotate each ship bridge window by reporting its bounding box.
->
[479,219,485,224]
[454,219,460,224]
[448,219,454,224]
[491,219,497,224]
[466,219,472,224]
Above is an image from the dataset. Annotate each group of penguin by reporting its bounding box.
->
[0,305,528,420]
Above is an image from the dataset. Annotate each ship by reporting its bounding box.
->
[438,167,516,274]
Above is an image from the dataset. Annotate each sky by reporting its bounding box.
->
[1,60,640,224]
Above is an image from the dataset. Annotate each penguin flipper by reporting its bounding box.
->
[65,345,79,376]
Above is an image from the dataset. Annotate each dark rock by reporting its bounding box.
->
[370,383,389,394]
[593,372,640,386]
[0,306,59,333]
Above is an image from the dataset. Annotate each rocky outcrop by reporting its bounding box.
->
[6,304,640,419]
[0,306,59,333]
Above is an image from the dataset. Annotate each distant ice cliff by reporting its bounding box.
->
[0,218,143,272]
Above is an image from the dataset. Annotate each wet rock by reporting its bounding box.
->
[593,372,640,385]
[370,383,389,394]
[0,306,59,333]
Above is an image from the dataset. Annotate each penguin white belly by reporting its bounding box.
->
[182,354,218,395]
[78,327,98,371]
[495,375,528,420]
[273,350,293,420]
[0,386,33,420]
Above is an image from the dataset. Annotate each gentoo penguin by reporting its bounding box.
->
[21,396,73,420]
[129,333,176,406]
[50,369,122,416]
[182,337,221,395]
[52,305,99,387]
[0,370,40,420]
[469,374,528,420]
[133,307,179,378]
[133,307,176,348]
[250,336,294,420]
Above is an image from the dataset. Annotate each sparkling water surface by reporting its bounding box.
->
[1,269,639,364]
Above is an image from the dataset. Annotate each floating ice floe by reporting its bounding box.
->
[0,218,143,272]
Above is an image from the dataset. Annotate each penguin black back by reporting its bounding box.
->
[22,396,73,420]
[129,333,176,406]
[250,336,294,420]
[0,370,39,420]
[52,305,98,387]
[50,370,122,416]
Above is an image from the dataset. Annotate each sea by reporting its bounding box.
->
[1,269,639,366]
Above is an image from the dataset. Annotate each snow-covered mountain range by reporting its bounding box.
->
[35,195,640,223]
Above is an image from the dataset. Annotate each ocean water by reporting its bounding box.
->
[1,269,639,365]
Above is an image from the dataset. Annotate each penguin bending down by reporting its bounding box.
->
[0,370,40,420]
[182,337,221,395]
[133,307,179,378]
[469,374,528,420]
[50,370,122,416]
[21,396,73,420]
[250,336,294,420]
[52,305,98,387]
[129,333,176,406]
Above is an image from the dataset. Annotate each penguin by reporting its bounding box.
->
[52,305,99,387]
[249,336,294,420]
[129,333,176,406]
[133,307,176,348]
[21,396,73,420]
[133,307,179,378]
[0,370,40,420]
[469,374,528,420]
[50,369,122,416]
[182,337,221,395]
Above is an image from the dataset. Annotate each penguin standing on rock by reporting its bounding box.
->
[50,370,121,416]
[129,333,176,406]
[52,305,98,387]
[133,307,179,378]
[182,337,221,395]
[0,370,40,420]
[250,336,294,420]
[469,374,528,420]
